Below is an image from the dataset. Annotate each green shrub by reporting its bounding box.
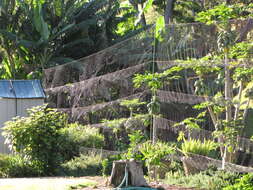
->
[0,154,11,177]
[223,173,253,190]
[0,154,42,177]
[166,160,184,174]
[61,123,104,148]
[181,139,217,156]
[165,168,241,190]
[122,130,146,161]
[3,105,68,175]
[139,141,175,178]
[139,141,175,167]
[59,153,103,177]
[59,123,104,160]
[3,105,105,176]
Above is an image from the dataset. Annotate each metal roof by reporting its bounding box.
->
[0,80,45,99]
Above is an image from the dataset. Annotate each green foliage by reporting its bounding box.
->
[2,105,68,174]
[143,0,154,13]
[61,123,104,148]
[115,1,136,36]
[102,154,122,176]
[230,42,253,59]
[179,54,253,165]
[122,130,146,161]
[213,122,240,153]
[133,66,182,92]
[2,105,104,175]
[155,16,165,40]
[101,118,127,130]
[223,173,253,190]
[174,111,206,130]
[134,72,163,91]
[101,114,150,132]
[233,67,253,83]
[33,2,50,41]
[0,154,42,177]
[196,3,237,25]
[59,123,104,160]
[59,153,103,177]
[120,98,146,116]
[147,95,160,115]
[181,139,217,157]
[0,0,140,79]
[196,4,241,51]
[153,0,202,23]
[165,168,241,190]
[166,160,184,174]
[139,141,175,167]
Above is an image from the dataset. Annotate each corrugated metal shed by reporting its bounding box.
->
[0,80,45,99]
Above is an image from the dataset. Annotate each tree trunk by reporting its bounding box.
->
[236,19,253,43]
[164,0,175,24]
[225,51,232,122]
[224,49,234,165]
[140,3,147,27]
[152,114,157,144]
[234,81,243,120]
[130,2,146,27]
[226,0,231,4]
[109,160,148,187]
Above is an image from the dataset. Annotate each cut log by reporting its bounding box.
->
[109,159,148,187]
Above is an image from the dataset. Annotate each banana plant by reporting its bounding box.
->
[0,0,25,79]
[0,0,136,79]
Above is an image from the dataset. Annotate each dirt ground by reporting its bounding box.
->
[80,176,197,190]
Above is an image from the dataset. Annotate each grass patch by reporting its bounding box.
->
[59,153,103,177]
[68,181,97,190]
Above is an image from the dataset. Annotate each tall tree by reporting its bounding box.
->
[164,0,175,24]
[153,0,202,24]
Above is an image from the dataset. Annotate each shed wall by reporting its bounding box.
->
[0,99,16,154]
[0,98,44,154]
[17,99,44,116]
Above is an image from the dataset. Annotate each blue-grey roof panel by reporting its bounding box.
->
[0,80,15,98]
[0,80,45,99]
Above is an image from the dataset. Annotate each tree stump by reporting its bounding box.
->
[181,156,201,175]
[109,159,148,187]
